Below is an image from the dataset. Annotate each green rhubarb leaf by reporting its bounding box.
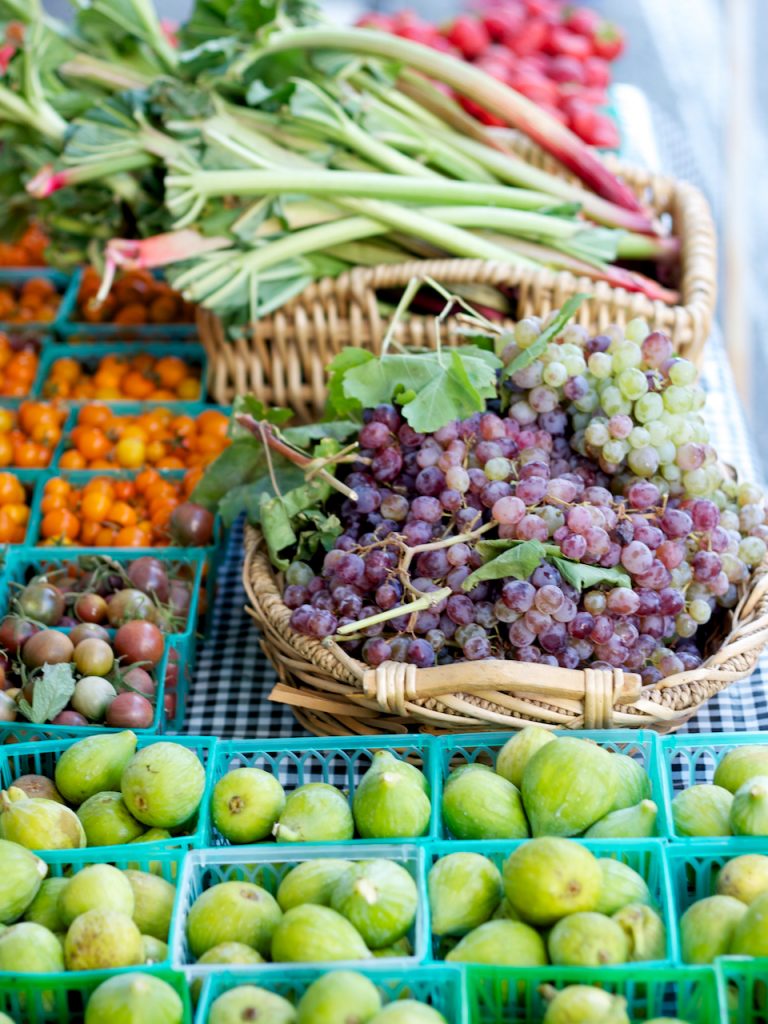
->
[503,293,588,379]
[18,663,76,725]
[551,557,631,592]
[462,540,547,590]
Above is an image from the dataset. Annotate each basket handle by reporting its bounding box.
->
[357,659,641,730]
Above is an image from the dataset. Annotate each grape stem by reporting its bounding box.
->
[399,519,496,575]
[335,586,452,636]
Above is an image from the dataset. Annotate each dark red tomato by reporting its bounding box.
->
[583,55,611,88]
[0,616,39,654]
[506,18,548,57]
[74,593,108,624]
[114,620,165,668]
[106,692,154,729]
[563,6,602,38]
[127,556,170,602]
[163,691,177,720]
[18,580,65,626]
[170,503,215,547]
[445,15,490,60]
[22,629,74,669]
[52,710,88,726]
[122,665,156,698]
[70,622,110,645]
[592,22,624,61]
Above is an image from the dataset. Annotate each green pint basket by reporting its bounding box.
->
[718,958,768,1023]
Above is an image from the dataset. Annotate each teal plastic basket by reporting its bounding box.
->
[170,843,428,978]
[195,965,467,1024]
[0,967,192,1024]
[0,734,216,853]
[427,838,678,966]
[32,341,208,402]
[0,269,76,336]
[209,734,439,847]
[436,729,669,840]
[666,836,768,922]
[57,267,200,343]
[660,732,768,842]
[718,958,768,1023]
[466,964,723,1023]
[0,469,42,549]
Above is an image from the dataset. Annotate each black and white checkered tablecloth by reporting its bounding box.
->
[182,330,768,740]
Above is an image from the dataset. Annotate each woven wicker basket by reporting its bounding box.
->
[198,148,716,415]
[243,526,768,736]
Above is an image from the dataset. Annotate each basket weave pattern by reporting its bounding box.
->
[199,149,716,414]
[243,527,768,736]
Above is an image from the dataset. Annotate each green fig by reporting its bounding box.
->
[611,903,666,961]
[0,789,86,850]
[543,985,631,1024]
[427,852,502,935]
[212,768,286,843]
[59,864,134,927]
[594,860,651,916]
[190,943,265,1002]
[608,754,652,813]
[187,881,282,958]
[353,770,430,839]
[503,838,601,926]
[548,912,630,966]
[273,783,353,843]
[209,986,295,1024]
[0,839,47,923]
[65,909,143,970]
[716,853,768,904]
[271,904,371,962]
[0,921,63,972]
[714,745,768,793]
[521,738,617,836]
[730,890,768,956]
[585,799,658,839]
[141,935,168,964]
[85,973,183,1024]
[441,766,528,840]
[77,791,146,846]
[124,870,176,940]
[10,774,63,804]
[364,750,430,795]
[729,776,768,835]
[330,859,417,949]
[54,730,137,805]
[445,919,547,966]
[680,895,747,964]
[297,970,382,1024]
[122,742,205,829]
[276,859,352,912]
[495,726,555,789]
[672,785,733,836]
[22,877,68,932]
[368,1003,446,1024]
[130,828,172,843]
[372,936,412,958]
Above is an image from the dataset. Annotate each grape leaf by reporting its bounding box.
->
[476,538,561,561]
[259,474,332,569]
[18,663,76,725]
[404,351,487,433]
[325,348,372,419]
[462,540,547,590]
[503,293,588,379]
[190,439,269,509]
[281,420,359,447]
[296,510,342,559]
[551,558,631,592]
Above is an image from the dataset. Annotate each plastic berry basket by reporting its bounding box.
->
[0,967,192,1024]
[31,341,208,403]
[466,964,723,1023]
[57,267,200,343]
[435,729,670,840]
[660,731,768,844]
[0,469,43,550]
[170,842,428,978]
[0,734,217,853]
[194,964,467,1024]
[665,836,768,922]
[0,269,77,337]
[208,733,439,847]
[718,958,768,1024]
[427,838,678,966]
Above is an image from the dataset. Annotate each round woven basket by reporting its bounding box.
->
[243,526,768,736]
[198,147,716,415]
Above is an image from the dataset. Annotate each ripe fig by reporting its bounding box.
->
[0,839,47,924]
[729,776,768,835]
[187,881,282,958]
[121,742,205,828]
[22,877,68,932]
[521,738,617,837]
[369,1004,446,1024]
[64,909,143,970]
[548,911,630,966]
[59,864,134,927]
[276,859,352,912]
[0,921,63,973]
[271,904,371,963]
[364,750,430,795]
[716,853,768,904]
[680,895,747,963]
[10,775,63,804]
[296,971,382,1024]
[594,859,651,916]
[495,726,555,788]
[612,903,666,962]
[714,745,768,793]
[208,986,295,1024]
[445,919,547,966]
[191,943,265,1002]
[212,767,286,843]
[585,799,658,839]
[428,852,502,936]
[607,753,652,813]
[542,985,630,1024]
[672,784,733,837]
[273,783,353,843]
[54,730,137,805]
[353,769,430,839]
[442,765,528,840]
[330,859,417,950]
[503,838,601,926]
[730,890,768,956]
[77,791,146,846]
[372,936,412,958]
[0,789,86,850]
[142,935,168,964]
[124,869,176,940]
[85,973,183,1024]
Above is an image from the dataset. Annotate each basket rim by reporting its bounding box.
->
[242,525,768,734]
